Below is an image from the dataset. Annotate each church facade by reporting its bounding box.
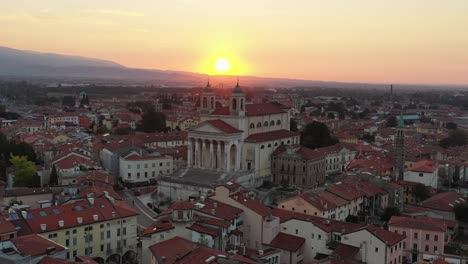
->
[187,82,300,184]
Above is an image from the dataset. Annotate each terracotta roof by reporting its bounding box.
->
[23,196,138,234]
[149,236,257,264]
[332,243,360,259]
[196,215,231,228]
[326,182,366,201]
[409,160,439,173]
[389,216,447,232]
[204,119,243,134]
[211,103,287,116]
[141,220,174,237]
[170,201,196,210]
[196,198,243,221]
[0,214,17,234]
[419,192,466,212]
[267,232,305,252]
[244,129,300,143]
[12,234,65,257]
[187,223,220,237]
[271,208,363,234]
[349,225,405,247]
[231,192,271,217]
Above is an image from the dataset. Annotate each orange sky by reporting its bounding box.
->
[1,0,468,84]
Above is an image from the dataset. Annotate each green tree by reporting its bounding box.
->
[300,121,338,149]
[445,122,457,130]
[386,116,398,127]
[137,110,167,133]
[10,155,36,187]
[413,183,430,201]
[439,129,467,148]
[381,206,401,222]
[454,203,468,222]
[49,165,58,186]
[96,126,110,135]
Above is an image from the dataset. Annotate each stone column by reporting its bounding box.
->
[226,141,231,172]
[209,140,214,169]
[194,139,200,168]
[201,140,206,169]
[187,139,192,168]
[235,143,241,171]
[217,141,222,171]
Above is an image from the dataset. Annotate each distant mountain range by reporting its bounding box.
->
[0,46,463,89]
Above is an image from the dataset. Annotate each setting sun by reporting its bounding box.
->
[215,58,231,73]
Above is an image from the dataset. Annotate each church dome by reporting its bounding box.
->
[232,81,244,94]
[203,81,214,93]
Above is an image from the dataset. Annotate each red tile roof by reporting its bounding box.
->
[170,201,196,210]
[267,232,305,252]
[211,103,287,116]
[326,182,366,201]
[231,192,271,217]
[332,243,360,259]
[141,220,175,237]
[389,216,447,232]
[196,198,243,221]
[149,236,257,264]
[12,234,65,257]
[419,192,466,212]
[0,214,17,234]
[204,119,243,134]
[24,196,138,234]
[271,208,363,234]
[187,223,220,237]
[349,225,405,247]
[409,160,439,173]
[244,129,300,143]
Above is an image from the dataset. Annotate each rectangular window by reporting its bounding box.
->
[145,172,148,178]
[152,163,155,167]
[101,231,104,240]
[73,237,77,246]
[426,234,429,240]
[414,233,418,239]
[128,165,131,169]
[434,235,438,241]
[128,173,131,178]
[65,239,69,247]
[318,235,321,240]
[152,171,155,177]
[144,164,148,168]
[434,246,438,252]
[137,172,140,178]
[137,164,140,169]
[107,230,111,239]
[375,247,378,253]
[117,228,121,236]
[123,227,127,236]
[101,244,104,252]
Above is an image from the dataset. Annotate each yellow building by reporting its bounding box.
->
[19,194,139,263]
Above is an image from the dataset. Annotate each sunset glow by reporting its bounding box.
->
[214,58,231,74]
[1,1,468,84]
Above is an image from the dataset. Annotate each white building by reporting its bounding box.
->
[119,151,173,183]
[404,160,439,189]
[187,82,299,185]
[45,112,79,127]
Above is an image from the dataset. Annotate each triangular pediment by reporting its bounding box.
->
[189,122,224,134]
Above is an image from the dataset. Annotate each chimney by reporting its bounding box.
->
[93,214,99,221]
[21,211,27,219]
[46,246,55,255]
[88,197,95,205]
[77,217,83,224]
[213,202,218,208]
[112,211,116,218]
[258,249,264,256]
[58,220,64,227]
[211,209,216,215]
[40,224,47,231]
[161,256,166,263]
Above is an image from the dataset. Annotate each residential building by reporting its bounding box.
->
[404,160,439,189]
[271,144,326,188]
[119,151,173,184]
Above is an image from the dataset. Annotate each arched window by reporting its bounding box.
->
[202,97,207,108]
[268,143,271,148]
[240,99,244,110]
[261,145,265,149]
[281,141,284,145]
[249,123,255,129]
[270,120,275,126]
[275,142,278,146]
[257,122,262,128]
[263,121,268,126]
[287,140,291,144]
[276,120,281,125]
[232,98,237,110]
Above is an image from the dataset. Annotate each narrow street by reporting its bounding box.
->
[119,190,158,229]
